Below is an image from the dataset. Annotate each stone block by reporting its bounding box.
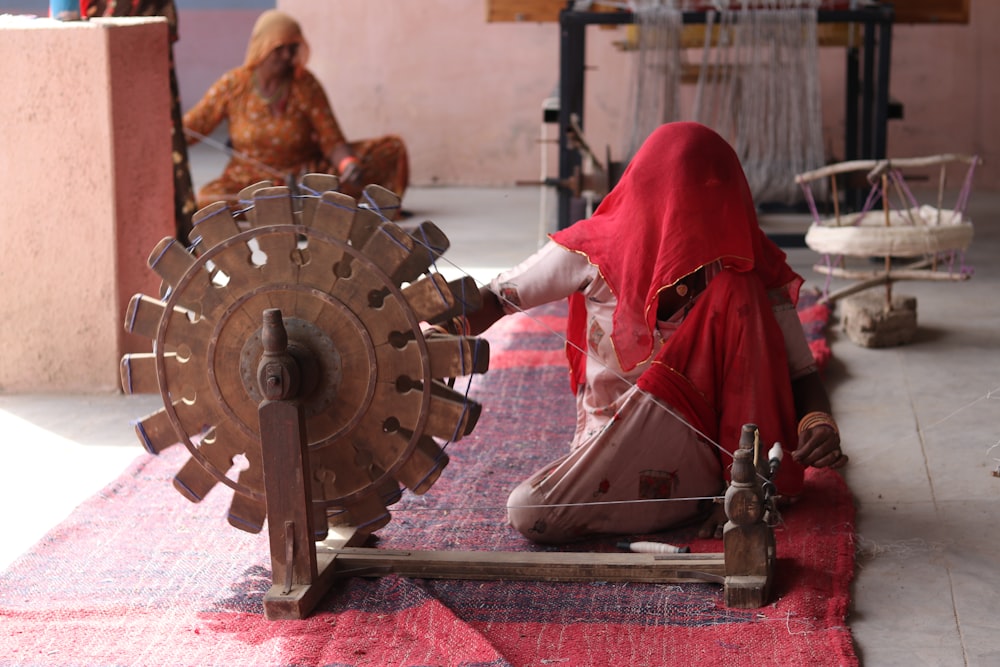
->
[841,291,918,348]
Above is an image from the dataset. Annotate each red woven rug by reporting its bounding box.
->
[0,299,853,667]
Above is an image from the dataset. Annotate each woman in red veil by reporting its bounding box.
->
[465,123,845,543]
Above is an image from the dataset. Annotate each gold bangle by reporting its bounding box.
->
[451,315,470,336]
[798,411,839,435]
[425,315,468,337]
[337,155,359,174]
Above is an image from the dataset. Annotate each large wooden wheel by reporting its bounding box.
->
[121,176,489,538]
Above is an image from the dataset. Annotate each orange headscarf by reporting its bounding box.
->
[243,9,310,69]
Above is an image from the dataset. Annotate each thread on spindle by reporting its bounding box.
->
[617,540,690,554]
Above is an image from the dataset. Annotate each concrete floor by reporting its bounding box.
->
[2,146,998,665]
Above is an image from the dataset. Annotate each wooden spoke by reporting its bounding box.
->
[360,222,417,278]
[360,183,400,217]
[425,335,490,378]
[394,221,450,284]
[172,432,242,503]
[120,352,168,395]
[191,202,240,250]
[132,407,180,455]
[393,435,448,495]
[148,237,195,289]
[236,181,273,224]
[349,208,382,249]
[306,190,356,240]
[424,384,478,442]
[228,459,267,533]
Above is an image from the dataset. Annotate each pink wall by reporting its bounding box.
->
[172,9,261,120]
[170,2,998,190]
[0,5,992,392]
[0,17,173,392]
[887,0,999,180]
[210,0,993,191]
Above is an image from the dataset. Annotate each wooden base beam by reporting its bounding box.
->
[321,544,726,584]
[256,328,776,620]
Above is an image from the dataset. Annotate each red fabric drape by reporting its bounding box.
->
[553,122,802,379]
[636,270,805,494]
[551,122,806,493]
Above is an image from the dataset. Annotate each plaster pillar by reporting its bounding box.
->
[0,16,174,392]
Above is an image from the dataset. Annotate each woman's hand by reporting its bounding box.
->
[330,144,362,185]
[339,157,362,184]
[793,423,847,469]
[790,373,847,469]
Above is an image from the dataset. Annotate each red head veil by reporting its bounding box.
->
[552,122,803,376]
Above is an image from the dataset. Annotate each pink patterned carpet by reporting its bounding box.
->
[0,297,854,667]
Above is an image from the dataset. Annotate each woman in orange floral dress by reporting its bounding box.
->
[84,0,197,243]
[183,10,409,217]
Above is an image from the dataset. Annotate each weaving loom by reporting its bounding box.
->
[507,0,897,229]
[625,1,827,206]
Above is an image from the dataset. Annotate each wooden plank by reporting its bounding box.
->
[350,208,383,249]
[405,275,481,326]
[148,237,195,290]
[124,294,165,340]
[265,545,723,619]
[259,398,318,580]
[308,190,356,241]
[320,546,726,583]
[893,0,969,24]
[361,184,402,220]
[173,448,228,503]
[672,23,853,50]
[400,272,456,323]
[251,187,300,284]
[486,0,567,23]
[425,387,476,441]
[236,181,272,225]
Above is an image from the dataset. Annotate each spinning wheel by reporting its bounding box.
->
[121,176,488,542]
[122,176,778,620]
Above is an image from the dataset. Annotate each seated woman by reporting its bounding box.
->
[463,122,846,544]
[183,10,409,218]
[84,0,197,243]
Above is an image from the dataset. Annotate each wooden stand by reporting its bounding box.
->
[798,155,978,348]
[257,310,776,620]
[116,185,771,622]
[722,425,776,608]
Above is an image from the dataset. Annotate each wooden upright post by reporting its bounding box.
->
[722,424,775,608]
[256,309,320,620]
